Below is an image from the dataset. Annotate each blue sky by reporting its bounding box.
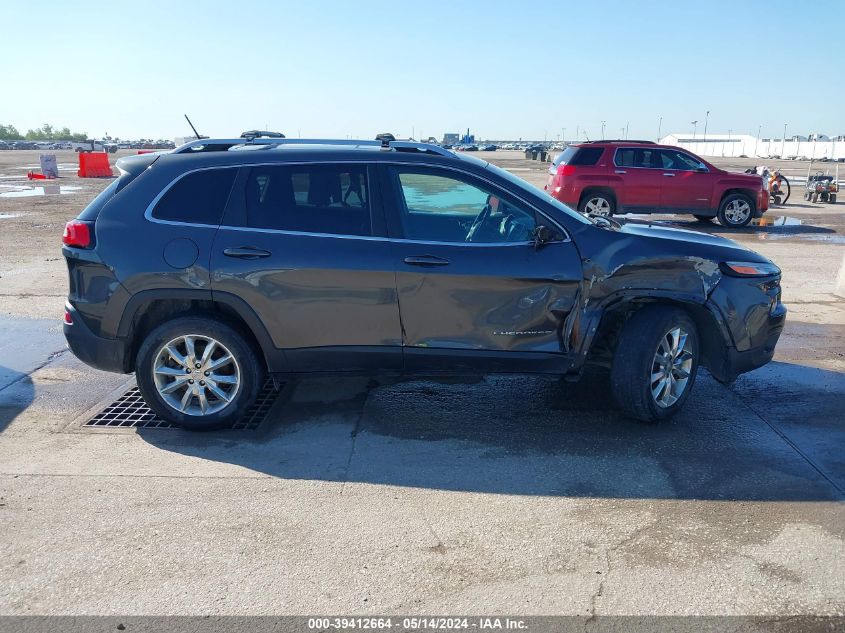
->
[2,0,842,141]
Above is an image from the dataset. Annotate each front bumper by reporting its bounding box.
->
[712,301,786,382]
[64,302,129,374]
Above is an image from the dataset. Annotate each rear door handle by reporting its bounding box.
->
[403,255,450,267]
[223,247,272,259]
[614,169,627,174]
[663,172,676,177]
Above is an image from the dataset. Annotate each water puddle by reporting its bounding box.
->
[753,216,802,227]
[758,233,845,244]
[0,185,83,198]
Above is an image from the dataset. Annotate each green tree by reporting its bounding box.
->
[0,124,23,140]
[23,123,87,141]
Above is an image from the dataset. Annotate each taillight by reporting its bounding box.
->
[64,309,73,325]
[559,164,577,176]
[63,220,92,248]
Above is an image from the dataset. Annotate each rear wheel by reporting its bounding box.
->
[717,193,754,227]
[135,317,264,430]
[610,305,699,422]
[579,191,615,217]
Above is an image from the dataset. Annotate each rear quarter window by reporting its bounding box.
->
[152,168,237,224]
[554,146,603,167]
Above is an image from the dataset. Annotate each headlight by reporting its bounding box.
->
[720,261,781,277]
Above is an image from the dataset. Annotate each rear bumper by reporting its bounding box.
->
[64,302,129,374]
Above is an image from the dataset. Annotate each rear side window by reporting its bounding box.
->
[615,148,659,168]
[152,168,237,224]
[243,164,371,236]
[553,146,603,167]
[569,147,603,165]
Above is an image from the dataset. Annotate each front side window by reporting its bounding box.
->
[615,148,659,169]
[152,168,237,224]
[244,164,370,236]
[660,150,706,171]
[392,169,536,243]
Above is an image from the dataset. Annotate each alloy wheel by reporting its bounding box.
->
[152,334,241,416]
[584,197,612,216]
[650,326,694,408]
[723,199,751,224]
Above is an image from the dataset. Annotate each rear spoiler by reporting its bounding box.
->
[115,152,162,178]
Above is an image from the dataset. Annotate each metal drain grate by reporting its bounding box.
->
[83,378,279,430]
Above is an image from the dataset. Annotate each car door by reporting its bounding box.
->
[211,162,402,372]
[658,149,714,211]
[381,164,583,373]
[612,147,663,212]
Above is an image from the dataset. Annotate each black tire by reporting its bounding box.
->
[716,193,754,228]
[804,191,812,201]
[693,214,713,223]
[578,190,616,217]
[135,316,264,431]
[610,305,700,422]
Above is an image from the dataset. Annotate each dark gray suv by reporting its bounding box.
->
[62,137,786,429]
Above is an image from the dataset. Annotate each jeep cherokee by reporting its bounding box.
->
[62,136,786,429]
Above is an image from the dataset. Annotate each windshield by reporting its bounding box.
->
[483,162,592,225]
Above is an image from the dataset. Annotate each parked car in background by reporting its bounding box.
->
[545,140,769,227]
[72,140,106,153]
[481,144,497,151]
[62,136,785,429]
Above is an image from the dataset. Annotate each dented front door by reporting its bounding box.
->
[382,164,585,372]
[395,240,583,370]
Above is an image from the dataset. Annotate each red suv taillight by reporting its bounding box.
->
[62,220,93,248]
[558,164,577,176]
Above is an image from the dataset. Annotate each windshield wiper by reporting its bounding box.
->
[587,214,622,229]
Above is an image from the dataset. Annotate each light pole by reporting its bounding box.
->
[691,120,698,139]
[562,128,566,144]
[657,116,662,141]
[781,123,787,158]
[625,121,629,140]
[601,121,606,139]
[703,110,710,142]
[754,125,761,157]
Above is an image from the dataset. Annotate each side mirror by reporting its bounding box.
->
[532,225,552,249]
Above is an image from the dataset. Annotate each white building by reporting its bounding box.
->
[659,133,845,160]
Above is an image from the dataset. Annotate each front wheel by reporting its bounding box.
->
[717,193,754,227]
[610,305,699,422]
[135,317,264,430]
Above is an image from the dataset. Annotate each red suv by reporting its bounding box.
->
[545,141,769,227]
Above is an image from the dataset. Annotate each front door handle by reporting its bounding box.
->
[614,169,627,174]
[403,255,450,267]
[663,172,676,177]
[223,247,272,259]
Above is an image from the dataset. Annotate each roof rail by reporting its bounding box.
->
[172,137,454,157]
[240,130,286,140]
[582,139,656,144]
